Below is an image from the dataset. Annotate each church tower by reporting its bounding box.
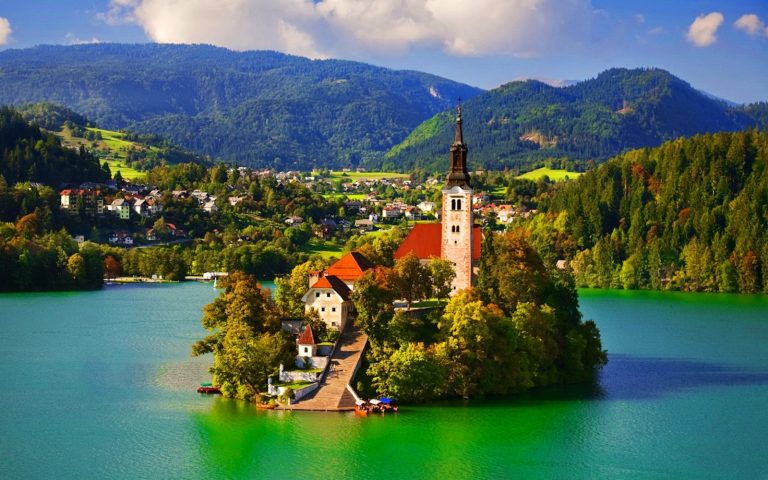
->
[441,106,474,293]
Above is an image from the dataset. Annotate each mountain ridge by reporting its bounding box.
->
[0,43,482,169]
[380,68,767,172]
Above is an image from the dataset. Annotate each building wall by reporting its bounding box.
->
[304,289,349,330]
[441,186,474,293]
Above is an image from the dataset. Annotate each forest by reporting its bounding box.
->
[524,129,768,293]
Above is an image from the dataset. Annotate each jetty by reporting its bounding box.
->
[279,325,367,412]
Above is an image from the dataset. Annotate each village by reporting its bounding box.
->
[56,164,538,249]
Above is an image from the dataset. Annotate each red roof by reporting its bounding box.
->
[394,223,481,260]
[297,325,316,345]
[60,189,72,195]
[309,275,352,301]
[325,251,374,282]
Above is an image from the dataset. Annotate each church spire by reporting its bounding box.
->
[446,104,471,189]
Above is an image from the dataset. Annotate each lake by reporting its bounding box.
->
[0,283,766,479]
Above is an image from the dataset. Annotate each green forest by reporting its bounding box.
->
[525,129,768,293]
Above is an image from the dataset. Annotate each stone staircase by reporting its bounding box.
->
[281,324,367,411]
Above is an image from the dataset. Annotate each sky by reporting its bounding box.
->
[0,0,766,103]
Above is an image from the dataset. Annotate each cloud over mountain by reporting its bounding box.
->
[0,17,11,45]
[101,0,595,58]
[686,12,724,47]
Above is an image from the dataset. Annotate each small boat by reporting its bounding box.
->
[354,400,369,416]
[256,403,277,410]
[379,397,399,412]
[197,383,222,394]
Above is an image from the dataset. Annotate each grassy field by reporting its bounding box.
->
[516,167,583,182]
[317,171,410,181]
[57,126,149,181]
[300,240,344,259]
[322,193,368,200]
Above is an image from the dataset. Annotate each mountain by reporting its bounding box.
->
[0,43,482,170]
[381,68,767,172]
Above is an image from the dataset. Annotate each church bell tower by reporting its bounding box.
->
[441,106,474,292]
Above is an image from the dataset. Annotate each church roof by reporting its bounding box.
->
[325,251,374,282]
[393,223,482,261]
[297,325,316,345]
[309,275,352,301]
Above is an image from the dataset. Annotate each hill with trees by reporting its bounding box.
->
[524,129,768,294]
[0,43,481,170]
[0,106,108,185]
[381,68,767,172]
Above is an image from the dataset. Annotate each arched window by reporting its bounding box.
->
[456,199,462,210]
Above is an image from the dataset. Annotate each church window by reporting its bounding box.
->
[455,226,460,233]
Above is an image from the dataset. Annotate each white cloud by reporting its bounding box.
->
[0,17,12,45]
[686,12,724,47]
[100,0,595,59]
[734,14,768,38]
[65,33,103,45]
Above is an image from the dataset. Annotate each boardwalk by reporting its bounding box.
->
[280,325,368,411]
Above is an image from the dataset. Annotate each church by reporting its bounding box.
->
[394,106,481,293]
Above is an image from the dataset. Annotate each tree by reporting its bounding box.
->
[367,342,448,403]
[152,217,171,241]
[274,259,328,318]
[429,258,456,305]
[351,267,396,345]
[390,252,430,309]
[193,272,292,400]
[66,253,86,285]
[104,254,122,280]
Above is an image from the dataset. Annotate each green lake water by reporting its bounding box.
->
[1,283,767,479]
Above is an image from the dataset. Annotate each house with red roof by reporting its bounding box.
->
[301,251,374,331]
[394,106,480,294]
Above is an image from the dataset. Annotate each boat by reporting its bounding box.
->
[197,383,222,394]
[256,403,277,410]
[378,397,399,412]
[354,400,369,416]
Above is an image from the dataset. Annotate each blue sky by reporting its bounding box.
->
[1,0,766,103]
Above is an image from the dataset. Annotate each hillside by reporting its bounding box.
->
[526,129,768,294]
[0,106,108,186]
[16,102,210,180]
[381,68,767,172]
[0,43,481,170]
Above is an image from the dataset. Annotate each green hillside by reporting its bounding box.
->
[0,44,482,170]
[527,129,768,294]
[381,68,767,172]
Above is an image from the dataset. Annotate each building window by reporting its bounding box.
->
[332,307,336,312]
[315,292,320,298]
[332,322,337,327]
[451,225,460,233]
[326,293,331,298]
[451,198,462,211]
[304,347,309,354]
[321,307,326,312]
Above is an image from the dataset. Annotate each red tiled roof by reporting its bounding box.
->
[60,189,72,195]
[309,275,352,301]
[297,325,316,345]
[394,223,481,261]
[325,251,374,282]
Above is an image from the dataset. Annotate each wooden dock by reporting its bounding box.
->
[279,325,367,412]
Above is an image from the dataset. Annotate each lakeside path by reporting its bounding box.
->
[279,325,367,412]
